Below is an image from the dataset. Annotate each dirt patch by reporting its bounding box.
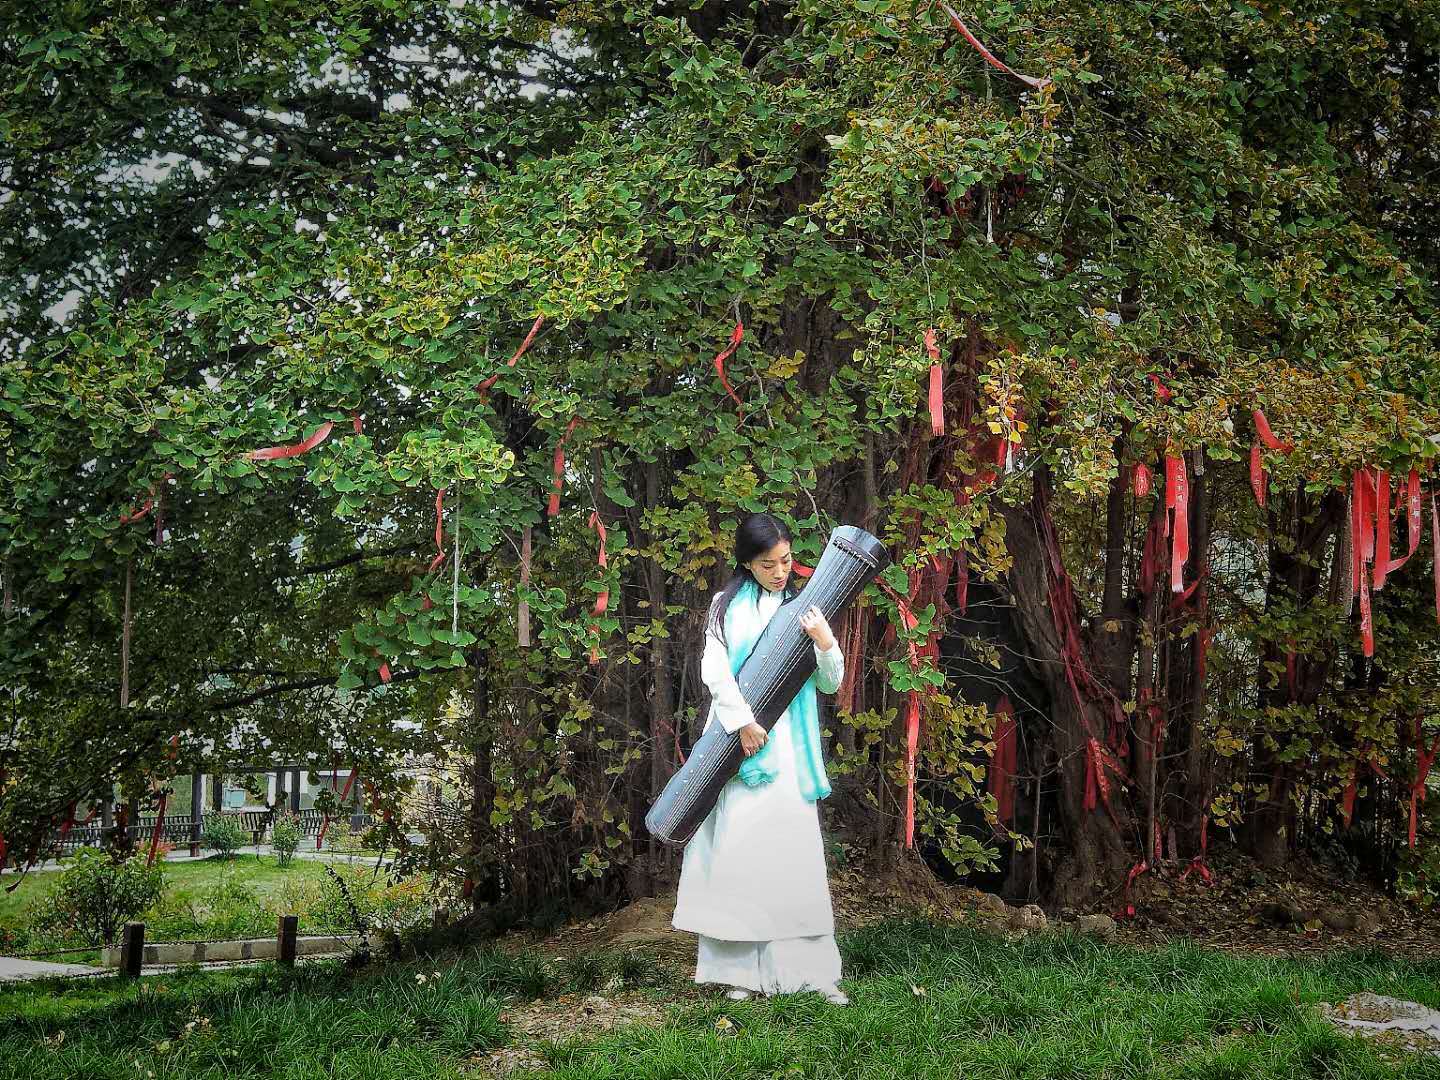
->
[1108,847,1440,960]
[470,988,706,1076]
[494,845,1440,974]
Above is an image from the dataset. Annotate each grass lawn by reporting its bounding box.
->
[2,854,414,961]
[3,919,1439,1079]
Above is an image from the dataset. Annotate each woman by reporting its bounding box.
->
[671,512,849,1005]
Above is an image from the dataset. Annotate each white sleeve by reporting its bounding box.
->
[702,626,757,734]
[814,640,845,695]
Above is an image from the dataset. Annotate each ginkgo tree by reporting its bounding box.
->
[3,0,1438,908]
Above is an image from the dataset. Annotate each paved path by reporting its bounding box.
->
[0,957,107,982]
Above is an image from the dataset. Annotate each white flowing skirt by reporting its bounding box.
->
[672,709,841,990]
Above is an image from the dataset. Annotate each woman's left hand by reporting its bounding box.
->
[798,605,836,651]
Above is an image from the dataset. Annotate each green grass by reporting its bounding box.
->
[2,854,416,958]
[540,920,1440,1080]
[0,945,672,1079]
[4,920,1439,1078]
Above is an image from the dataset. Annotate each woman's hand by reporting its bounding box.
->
[739,722,768,756]
[798,605,836,651]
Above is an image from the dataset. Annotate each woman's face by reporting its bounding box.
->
[748,539,793,592]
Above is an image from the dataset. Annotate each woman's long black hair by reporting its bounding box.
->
[707,513,798,645]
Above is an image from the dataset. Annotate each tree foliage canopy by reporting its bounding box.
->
[4,1,1439,904]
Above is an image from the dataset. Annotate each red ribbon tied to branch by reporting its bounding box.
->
[1252,408,1294,453]
[317,768,359,849]
[931,1,1053,90]
[1165,454,1189,593]
[713,321,746,416]
[1250,444,1267,508]
[988,696,1018,827]
[1385,469,1423,576]
[587,511,609,665]
[1131,461,1152,499]
[427,489,448,574]
[878,581,925,849]
[119,473,176,525]
[547,416,580,517]
[1410,721,1439,849]
[245,422,334,461]
[924,329,945,437]
[476,314,545,400]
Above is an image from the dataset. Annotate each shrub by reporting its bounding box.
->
[202,814,249,858]
[33,848,164,945]
[271,812,303,867]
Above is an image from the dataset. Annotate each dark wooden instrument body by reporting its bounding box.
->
[644,526,890,846]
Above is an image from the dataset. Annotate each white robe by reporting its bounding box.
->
[671,585,846,994]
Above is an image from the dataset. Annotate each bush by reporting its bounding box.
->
[33,848,164,946]
[271,812,303,867]
[202,814,249,858]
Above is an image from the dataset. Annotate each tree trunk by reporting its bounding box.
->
[999,471,1134,907]
[468,650,497,909]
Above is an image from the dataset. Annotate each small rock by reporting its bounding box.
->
[1074,914,1117,938]
[1319,993,1440,1058]
[1009,903,1047,932]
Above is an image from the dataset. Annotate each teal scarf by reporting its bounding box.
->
[725,578,832,802]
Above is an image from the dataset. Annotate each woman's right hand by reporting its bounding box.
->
[739,722,768,756]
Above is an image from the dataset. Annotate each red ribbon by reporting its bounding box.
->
[904,690,921,848]
[1252,408,1293,453]
[57,803,78,841]
[146,795,168,866]
[316,768,359,849]
[1387,469,1422,575]
[1083,736,1127,817]
[1352,470,1375,656]
[476,314,545,400]
[1165,455,1189,593]
[1373,471,1391,592]
[1433,492,1440,624]
[119,497,154,525]
[119,473,175,525]
[427,488,447,574]
[925,329,944,437]
[1131,461,1152,499]
[245,421,334,461]
[879,581,927,848]
[547,416,580,517]
[1118,859,1150,916]
[587,510,609,665]
[1180,816,1213,883]
[1249,444,1266,507]
[1342,755,1390,828]
[713,321,746,416]
[987,696,1018,826]
[931,0,1052,89]
[1410,723,1439,848]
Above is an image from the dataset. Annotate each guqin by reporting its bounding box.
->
[645,526,890,846]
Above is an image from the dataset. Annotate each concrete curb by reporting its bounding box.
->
[100,934,361,967]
